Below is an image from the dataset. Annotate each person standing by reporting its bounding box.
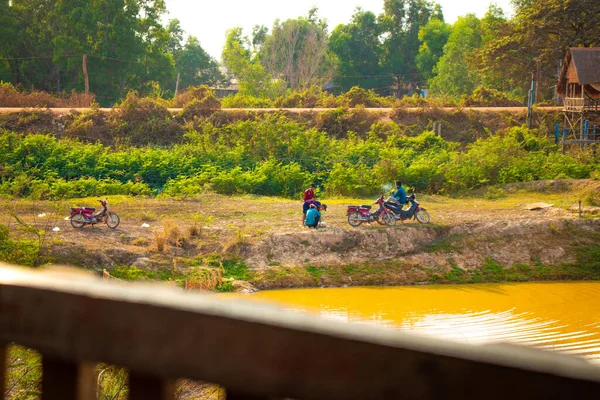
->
[302,183,316,224]
[304,182,316,202]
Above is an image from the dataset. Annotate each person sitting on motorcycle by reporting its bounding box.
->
[392,180,407,206]
[305,204,321,228]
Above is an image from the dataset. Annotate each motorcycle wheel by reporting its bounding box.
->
[375,216,386,225]
[106,212,120,229]
[416,209,431,224]
[70,214,86,229]
[382,213,396,226]
[347,211,363,227]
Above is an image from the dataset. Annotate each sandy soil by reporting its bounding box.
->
[2,179,598,273]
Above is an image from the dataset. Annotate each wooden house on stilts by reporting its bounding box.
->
[556,48,600,147]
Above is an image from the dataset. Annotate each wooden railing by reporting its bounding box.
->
[564,97,600,113]
[564,97,585,112]
[1,263,600,399]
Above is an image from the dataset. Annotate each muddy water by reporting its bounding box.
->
[236,282,600,363]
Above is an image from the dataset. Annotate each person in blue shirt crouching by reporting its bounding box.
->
[305,203,327,228]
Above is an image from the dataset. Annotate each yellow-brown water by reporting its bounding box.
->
[236,282,600,363]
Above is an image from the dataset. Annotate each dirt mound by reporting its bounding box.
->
[246,219,600,270]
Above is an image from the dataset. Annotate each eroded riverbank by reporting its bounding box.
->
[2,180,600,291]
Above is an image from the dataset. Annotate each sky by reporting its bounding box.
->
[164,0,514,60]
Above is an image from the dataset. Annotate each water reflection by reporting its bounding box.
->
[239,282,600,363]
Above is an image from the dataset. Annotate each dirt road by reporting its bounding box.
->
[0,106,562,115]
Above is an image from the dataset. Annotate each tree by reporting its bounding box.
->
[416,16,451,81]
[176,36,221,88]
[222,27,283,98]
[477,0,600,100]
[259,9,332,90]
[3,0,179,104]
[429,14,483,97]
[251,25,268,51]
[0,0,17,82]
[167,19,185,55]
[378,0,434,86]
[329,9,389,92]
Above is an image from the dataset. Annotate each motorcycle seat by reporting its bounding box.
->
[360,204,372,209]
[384,202,403,212]
[83,207,96,211]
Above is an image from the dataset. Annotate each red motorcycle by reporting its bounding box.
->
[70,199,120,229]
[347,195,395,227]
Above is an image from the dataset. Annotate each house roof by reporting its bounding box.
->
[557,48,600,97]
[569,48,600,85]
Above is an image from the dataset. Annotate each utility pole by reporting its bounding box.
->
[535,59,540,104]
[82,54,89,96]
[527,72,535,129]
[175,72,181,96]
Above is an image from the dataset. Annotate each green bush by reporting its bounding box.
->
[0,224,40,267]
[343,86,394,107]
[221,93,274,108]
[0,122,596,199]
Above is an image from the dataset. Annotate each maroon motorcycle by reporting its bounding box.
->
[347,195,395,227]
[70,199,120,229]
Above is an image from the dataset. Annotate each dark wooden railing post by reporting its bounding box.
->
[2,264,600,400]
[0,344,6,400]
[129,373,175,400]
[41,358,96,400]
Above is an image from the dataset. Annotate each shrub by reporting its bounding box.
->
[64,109,110,141]
[48,178,152,199]
[274,87,343,108]
[0,224,40,267]
[462,87,523,107]
[343,86,394,107]
[221,93,274,108]
[180,96,221,119]
[170,85,220,108]
[0,82,94,107]
[160,172,216,198]
[109,92,183,145]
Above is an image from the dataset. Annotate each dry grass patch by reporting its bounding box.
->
[131,237,149,246]
[152,229,167,252]
[184,267,223,291]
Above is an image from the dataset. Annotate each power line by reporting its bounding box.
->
[0,55,81,61]
[1,54,429,81]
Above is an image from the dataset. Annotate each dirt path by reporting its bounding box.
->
[0,106,562,115]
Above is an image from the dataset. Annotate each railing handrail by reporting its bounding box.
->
[1,264,600,399]
[564,97,585,111]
